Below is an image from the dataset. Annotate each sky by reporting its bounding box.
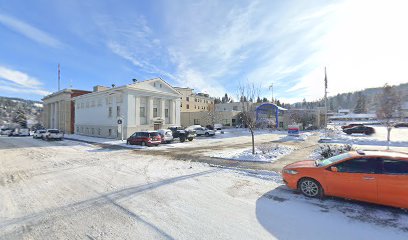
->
[0,0,408,103]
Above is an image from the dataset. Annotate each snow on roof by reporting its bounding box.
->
[329,113,376,119]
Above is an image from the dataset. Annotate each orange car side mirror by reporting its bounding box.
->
[330,166,338,172]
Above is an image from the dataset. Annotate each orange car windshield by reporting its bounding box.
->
[318,153,352,167]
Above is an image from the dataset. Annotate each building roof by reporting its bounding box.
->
[72,77,182,100]
[329,113,376,119]
[42,89,90,100]
[256,102,287,111]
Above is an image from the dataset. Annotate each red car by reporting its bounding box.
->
[282,150,408,209]
[126,131,161,146]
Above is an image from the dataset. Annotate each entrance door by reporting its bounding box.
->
[154,124,161,130]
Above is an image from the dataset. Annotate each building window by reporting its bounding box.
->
[194,119,200,125]
[154,82,156,87]
[81,102,84,108]
[140,107,146,117]
[98,128,101,135]
[232,119,236,126]
[153,107,158,118]
[187,104,189,109]
[76,126,79,132]
[97,99,102,107]
[181,103,183,107]
[165,109,169,118]
[108,107,112,117]
[117,106,121,117]
[108,129,112,136]
[160,84,162,88]
[81,127,83,133]
[91,100,95,107]
[91,128,94,135]
[233,106,238,111]
[279,122,284,128]
[194,106,196,109]
[186,97,189,102]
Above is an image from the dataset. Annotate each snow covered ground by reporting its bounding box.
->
[1,136,407,239]
[207,144,294,162]
[64,128,290,151]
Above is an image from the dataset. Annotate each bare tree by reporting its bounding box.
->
[204,104,222,128]
[238,83,259,154]
[287,110,316,129]
[376,84,402,148]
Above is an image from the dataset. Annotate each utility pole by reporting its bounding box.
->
[324,67,328,131]
[269,83,274,103]
[58,63,61,91]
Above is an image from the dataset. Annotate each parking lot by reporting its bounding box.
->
[1,130,408,240]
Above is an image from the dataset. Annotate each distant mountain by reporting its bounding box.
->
[291,83,408,113]
[0,96,43,127]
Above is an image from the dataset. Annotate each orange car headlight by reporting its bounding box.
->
[284,169,298,175]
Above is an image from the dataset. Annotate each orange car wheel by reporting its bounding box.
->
[298,178,324,199]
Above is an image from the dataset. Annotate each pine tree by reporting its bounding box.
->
[262,97,268,102]
[354,92,367,113]
[12,108,27,128]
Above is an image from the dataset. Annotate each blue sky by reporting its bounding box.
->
[1,0,407,103]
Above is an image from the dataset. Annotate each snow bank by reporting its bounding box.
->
[207,144,294,162]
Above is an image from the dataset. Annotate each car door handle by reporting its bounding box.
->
[363,177,375,180]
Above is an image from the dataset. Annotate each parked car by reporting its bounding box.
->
[341,123,364,130]
[42,129,64,141]
[282,150,408,209]
[305,126,318,131]
[127,131,161,146]
[8,128,30,137]
[168,126,196,142]
[343,126,375,135]
[157,129,174,144]
[0,128,13,135]
[33,129,47,139]
[194,127,215,137]
[394,122,408,128]
[205,125,214,130]
[214,124,223,130]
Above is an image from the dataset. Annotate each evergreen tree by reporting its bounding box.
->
[256,97,261,103]
[262,97,268,102]
[12,108,27,128]
[354,92,367,113]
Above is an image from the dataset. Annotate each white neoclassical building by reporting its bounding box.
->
[74,78,182,139]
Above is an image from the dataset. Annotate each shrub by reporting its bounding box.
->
[317,144,353,159]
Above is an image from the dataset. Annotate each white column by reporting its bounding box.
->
[160,98,166,124]
[147,97,153,124]
[51,103,55,128]
[135,96,140,126]
[169,100,175,124]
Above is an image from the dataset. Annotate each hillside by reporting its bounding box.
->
[0,96,43,127]
[291,83,408,112]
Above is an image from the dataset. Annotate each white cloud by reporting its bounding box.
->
[0,14,63,48]
[0,66,50,96]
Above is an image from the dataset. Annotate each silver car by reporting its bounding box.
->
[194,127,215,137]
[157,129,174,143]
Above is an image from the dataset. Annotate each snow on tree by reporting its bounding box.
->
[353,92,367,113]
[376,84,402,148]
[12,108,28,128]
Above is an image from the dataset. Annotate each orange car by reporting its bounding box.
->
[282,150,408,209]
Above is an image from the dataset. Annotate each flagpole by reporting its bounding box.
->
[324,67,328,135]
